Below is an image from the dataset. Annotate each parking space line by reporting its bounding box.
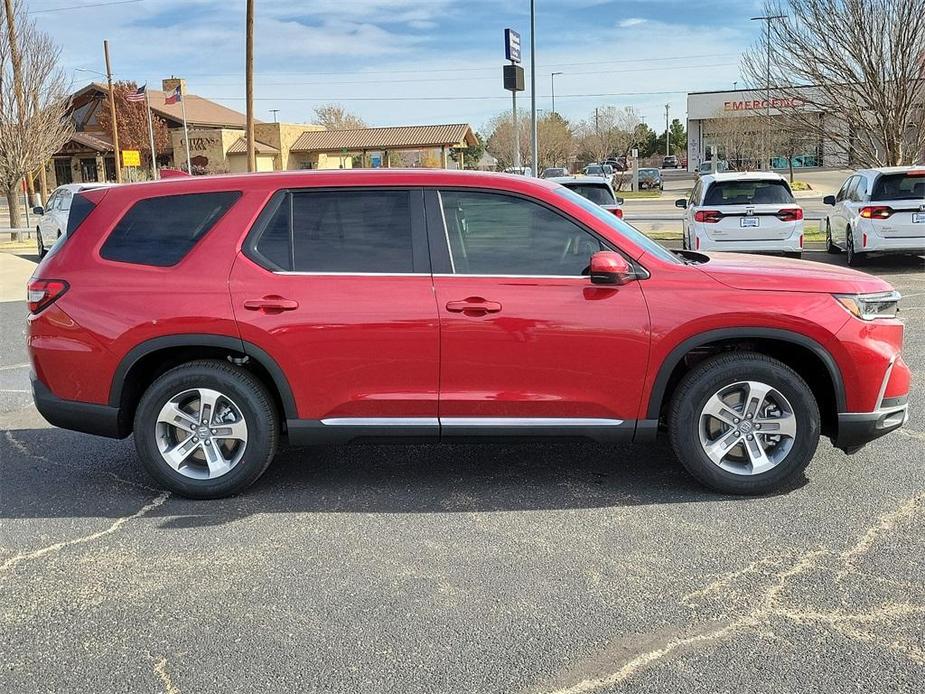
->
[0,363,29,371]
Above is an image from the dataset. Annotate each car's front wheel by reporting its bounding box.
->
[668,352,820,495]
[36,229,45,258]
[825,221,840,254]
[133,359,278,498]
[846,228,865,266]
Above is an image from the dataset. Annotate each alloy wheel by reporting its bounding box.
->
[155,387,248,479]
[697,380,797,476]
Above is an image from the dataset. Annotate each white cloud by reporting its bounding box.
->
[619,18,646,28]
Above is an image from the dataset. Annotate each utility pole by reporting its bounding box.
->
[529,0,537,176]
[664,103,670,156]
[270,108,279,123]
[751,14,785,171]
[550,71,562,114]
[103,40,122,183]
[245,0,256,172]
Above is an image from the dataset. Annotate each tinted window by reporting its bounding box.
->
[871,173,925,200]
[703,180,794,206]
[835,177,853,202]
[254,190,414,273]
[57,189,73,210]
[66,193,96,235]
[439,190,605,276]
[101,191,240,266]
[563,183,615,205]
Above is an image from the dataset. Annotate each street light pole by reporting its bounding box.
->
[751,14,785,170]
[551,71,562,114]
[529,0,537,176]
[665,103,670,156]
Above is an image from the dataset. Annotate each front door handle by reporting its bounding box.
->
[243,296,299,311]
[445,297,502,316]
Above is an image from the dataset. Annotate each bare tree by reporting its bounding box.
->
[575,106,642,163]
[741,0,925,167]
[313,103,367,130]
[535,112,575,170]
[483,109,531,170]
[701,109,762,170]
[0,0,73,229]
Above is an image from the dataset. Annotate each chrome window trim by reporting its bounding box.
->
[436,190,456,274]
[433,273,586,279]
[321,417,439,426]
[274,271,429,277]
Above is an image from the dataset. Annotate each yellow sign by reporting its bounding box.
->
[122,149,141,167]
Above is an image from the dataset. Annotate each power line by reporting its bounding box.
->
[28,0,144,13]
[180,52,734,78]
[205,90,688,103]
[190,61,736,88]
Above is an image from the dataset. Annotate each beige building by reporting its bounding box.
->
[51,78,477,185]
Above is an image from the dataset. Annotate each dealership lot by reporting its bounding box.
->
[1,251,923,693]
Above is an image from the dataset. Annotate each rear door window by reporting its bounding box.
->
[251,189,416,273]
[100,191,241,266]
[703,180,794,206]
[871,173,925,200]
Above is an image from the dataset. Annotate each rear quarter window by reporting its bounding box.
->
[100,191,241,267]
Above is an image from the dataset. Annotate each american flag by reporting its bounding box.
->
[164,85,182,105]
[125,84,147,103]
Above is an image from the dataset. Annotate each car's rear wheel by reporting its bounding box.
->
[846,229,865,266]
[668,352,820,495]
[825,221,840,254]
[133,359,278,498]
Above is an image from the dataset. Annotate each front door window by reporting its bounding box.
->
[79,158,98,182]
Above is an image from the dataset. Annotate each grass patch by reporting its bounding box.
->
[789,180,812,191]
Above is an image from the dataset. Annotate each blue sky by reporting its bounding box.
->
[33,0,767,133]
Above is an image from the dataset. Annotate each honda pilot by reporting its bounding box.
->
[27,170,910,498]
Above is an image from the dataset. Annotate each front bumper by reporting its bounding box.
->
[834,400,909,453]
[31,373,127,439]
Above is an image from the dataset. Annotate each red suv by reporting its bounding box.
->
[27,170,910,498]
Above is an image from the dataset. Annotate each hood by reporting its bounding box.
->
[696,252,892,294]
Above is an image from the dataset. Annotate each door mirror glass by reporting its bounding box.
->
[589,251,633,285]
[675,198,687,208]
[33,206,44,215]
[823,195,836,206]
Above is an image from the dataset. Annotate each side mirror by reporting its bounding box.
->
[33,206,44,215]
[615,196,624,205]
[823,195,836,206]
[675,198,687,208]
[589,251,634,286]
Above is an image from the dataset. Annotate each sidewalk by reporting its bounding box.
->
[0,251,36,302]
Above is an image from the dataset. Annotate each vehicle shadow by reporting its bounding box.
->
[808,251,924,274]
[1,426,802,527]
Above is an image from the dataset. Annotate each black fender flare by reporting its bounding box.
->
[108,333,298,418]
[646,327,847,419]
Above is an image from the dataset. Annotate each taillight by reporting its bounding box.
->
[860,205,893,219]
[694,210,722,223]
[27,278,69,314]
[610,207,623,219]
[776,208,804,222]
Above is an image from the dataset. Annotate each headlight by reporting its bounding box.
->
[834,291,901,320]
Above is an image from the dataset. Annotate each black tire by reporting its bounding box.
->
[784,251,802,259]
[846,229,865,266]
[668,352,820,495]
[133,359,278,499]
[825,221,840,254]
[36,229,46,258]
[682,228,689,250]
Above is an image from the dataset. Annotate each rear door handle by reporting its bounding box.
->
[445,297,502,315]
[243,296,299,311]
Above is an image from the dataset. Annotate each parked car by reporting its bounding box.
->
[638,168,663,190]
[822,166,925,266]
[547,175,624,217]
[697,160,730,177]
[504,166,532,177]
[604,157,627,172]
[33,183,111,258]
[676,172,804,257]
[582,163,614,179]
[540,167,568,179]
[662,155,679,169]
[29,169,908,499]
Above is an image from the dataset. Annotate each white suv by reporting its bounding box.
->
[34,183,110,257]
[676,172,804,257]
[823,166,925,266]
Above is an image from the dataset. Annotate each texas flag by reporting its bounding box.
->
[164,85,182,105]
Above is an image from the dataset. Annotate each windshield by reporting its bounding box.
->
[871,172,925,201]
[585,165,603,175]
[640,169,659,177]
[703,179,794,206]
[563,182,616,205]
[554,187,682,264]
[542,168,567,178]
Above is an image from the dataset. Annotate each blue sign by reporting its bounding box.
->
[370,153,382,168]
[504,28,521,63]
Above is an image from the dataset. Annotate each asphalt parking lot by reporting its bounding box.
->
[1,251,923,693]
